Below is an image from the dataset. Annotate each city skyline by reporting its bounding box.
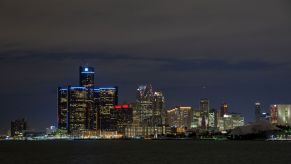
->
[0,64,288,134]
[1,0,291,133]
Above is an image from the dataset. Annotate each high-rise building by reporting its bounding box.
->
[11,118,27,137]
[270,104,291,126]
[200,98,209,129]
[135,85,165,128]
[79,66,95,87]
[191,109,202,128]
[200,98,209,113]
[167,106,192,130]
[67,86,95,134]
[57,66,118,135]
[220,102,228,117]
[208,109,217,130]
[136,85,154,126]
[153,91,165,116]
[255,102,262,122]
[217,113,244,131]
[57,88,68,130]
[114,104,133,134]
[95,87,118,131]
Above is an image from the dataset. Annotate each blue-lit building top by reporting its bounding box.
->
[57,66,119,134]
[79,66,95,87]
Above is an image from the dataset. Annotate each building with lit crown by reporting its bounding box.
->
[57,66,118,135]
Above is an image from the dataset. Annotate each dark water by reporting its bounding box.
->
[0,140,290,164]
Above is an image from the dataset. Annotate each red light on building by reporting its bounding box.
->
[122,104,129,108]
[114,105,122,109]
[114,104,129,109]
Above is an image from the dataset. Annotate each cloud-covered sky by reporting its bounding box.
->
[0,0,291,133]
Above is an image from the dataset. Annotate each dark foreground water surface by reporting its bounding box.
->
[0,140,291,164]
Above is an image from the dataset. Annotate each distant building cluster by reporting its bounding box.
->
[54,66,247,139]
[4,66,291,140]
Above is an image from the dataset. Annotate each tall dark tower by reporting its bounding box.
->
[255,102,261,122]
[79,66,95,87]
[200,98,209,129]
[200,98,209,114]
[220,102,228,117]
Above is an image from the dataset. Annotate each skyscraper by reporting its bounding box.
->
[135,85,165,127]
[167,106,192,130]
[153,91,165,116]
[67,86,95,134]
[270,104,291,126]
[95,87,118,131]
[57,66,118,135]
[255,102,262,122]
[57,88,68,130]
[136,85,154,126]
[115,104,133,134]
[200,98,209,114]
[199,98,209,129]
[220,102,228,117]
[79,66,95,87]
[208,109,217,130]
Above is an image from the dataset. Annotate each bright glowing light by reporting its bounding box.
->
[85,68,89,71]
[81,71,94,74]
[122,104,129,108]
[115,105,122,109]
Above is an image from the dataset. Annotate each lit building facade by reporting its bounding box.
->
[57,88,68,130]
[191,110,202,128]
[217,113,244,131]
[136,85,154,126]
[200,98,209,129]
[67,86,95,134]
[125,126,166,138]
[220,103,228,117]
[135,85,165,127]
[94,87,118,131]
[208,109,217,130]
[114,104,133,134]
[167,106,192,130]
[57,66,118,135]
[270,104,291,126]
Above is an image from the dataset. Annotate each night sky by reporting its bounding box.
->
[0,0,291,133]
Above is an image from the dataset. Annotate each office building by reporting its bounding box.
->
[115,104,133,134]
[57,66,118,135]
[200,98,209,129]
[94,87,118,131]
[135,85,165,127]
[220,103,228,117]
[57,88,68,130]
[136,85,154,126]
[191,110,202,128]
[208,109,217,130]
[67,86,95,134]
[255,102,262,122]
[79,66,95,87]
[167,106,192,130]
[270,104,291,126]
[217,113,244,131]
